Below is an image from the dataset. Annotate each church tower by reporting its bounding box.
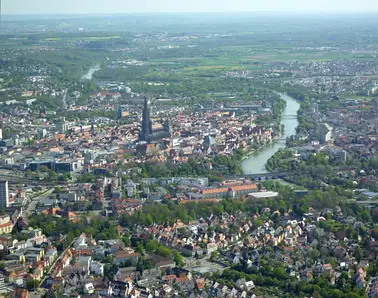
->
[164,117,172,135]
[139,95,153,143]
[91,120,95,136]
[116,105,123,120]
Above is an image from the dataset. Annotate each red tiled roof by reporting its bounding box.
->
[114,251,140,259]
[75,249,93,256]
[0,221,12,229]
[201,188,228,195]
[230,184,257,191]
[162,274,176,281]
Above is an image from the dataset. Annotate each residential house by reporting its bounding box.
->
[113,251,140,265]
[90,261,104,276]
[0,216,13,235]
[235,278,255,292]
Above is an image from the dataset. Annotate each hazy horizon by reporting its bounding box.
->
[3,11,378,16]
[3,0,378,15]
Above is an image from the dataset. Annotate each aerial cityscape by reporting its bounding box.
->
[1,1,378,298]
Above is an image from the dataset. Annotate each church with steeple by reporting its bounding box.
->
[139,95,171,143]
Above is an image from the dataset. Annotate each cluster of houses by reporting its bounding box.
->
[125,206,378,297]
[0,225,59,295]
[282,97,378,193]
[41,230,259,298]
[0,200,376,297]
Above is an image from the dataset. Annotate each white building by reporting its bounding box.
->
[91,261,104,276]
[235,278,255,291]
[73,233,87,248]
[249,191,279,199]
[78,256,92,272]
[59,192,77,202]
[317,123,333,144]
[84,283,95,294]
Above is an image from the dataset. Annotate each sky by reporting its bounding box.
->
[3,0,378,14]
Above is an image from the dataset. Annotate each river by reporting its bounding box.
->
[82,64,101,80]
[241,93,300,174]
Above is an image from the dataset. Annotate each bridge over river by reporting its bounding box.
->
[227,172,294,181]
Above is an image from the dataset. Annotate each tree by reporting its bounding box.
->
[372,228,378,240]
[53,284,62,298]
[39,166,49,173]
[136,242,144,256]
[67,231,74,244]
[62,172,72,181]
[104,264,117,280]
[136,257,153,272]
[146,240,158,252]
[157,245,172,259]
[26,278,39,290]
[49,170,57,183]
[173,250,184,267]
[122,234,131,247]
[355,246,363,263]
[25,170,34,178]
[145,214,153,226]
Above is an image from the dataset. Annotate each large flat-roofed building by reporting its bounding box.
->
[0,139,13,148]
[248,191,279,199]
[0,181,9,209]
[29,160,54,171]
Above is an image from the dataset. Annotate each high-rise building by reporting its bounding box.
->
[0,181,9,209]
[139,96,153,143]
[116,105,123,120]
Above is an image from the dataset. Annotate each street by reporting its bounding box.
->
[39,238,76,288]
[25,188,54,216]
[62,88,68,110]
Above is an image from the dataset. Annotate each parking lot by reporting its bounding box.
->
[184,257,228,274]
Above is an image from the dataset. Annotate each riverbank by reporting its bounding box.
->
[242,93,300,174]
[241,135,282,161]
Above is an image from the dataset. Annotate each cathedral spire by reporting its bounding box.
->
[139,95,153,142]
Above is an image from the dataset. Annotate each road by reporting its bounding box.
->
[0,174,55,186]
[39,238,75,288]
[25,188,54,216]
[62,88,68,110]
